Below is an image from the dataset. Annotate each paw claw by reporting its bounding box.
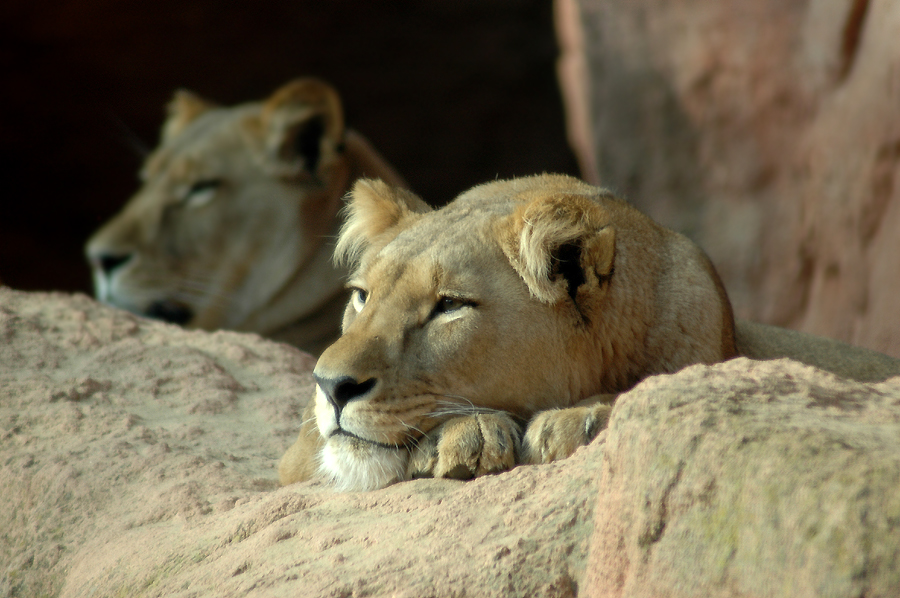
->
[407,413,520,480]
[443,463,475,480]
[522,403,612,464]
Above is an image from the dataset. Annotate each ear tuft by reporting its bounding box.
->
[502,194,616,304]
[258,78,345,178]
[162,90,217,142]
[335,179,432,267]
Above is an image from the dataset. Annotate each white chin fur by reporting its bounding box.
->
[319,440,409,492]
[314,386,336,436]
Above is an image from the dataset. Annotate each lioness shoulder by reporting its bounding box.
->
[85,78,406,355]
[279,173,736,490]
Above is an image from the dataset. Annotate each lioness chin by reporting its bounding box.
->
[280,173,739,491]
[85,78,405,355]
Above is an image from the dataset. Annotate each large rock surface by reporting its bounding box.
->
[583,359,900,597]
[557,0,900,357]
[2,289,899,597]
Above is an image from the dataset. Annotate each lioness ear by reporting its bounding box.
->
[257,78,345,179]
[501,194,615,304]
[161,90,217,142]
[335,178,432,267]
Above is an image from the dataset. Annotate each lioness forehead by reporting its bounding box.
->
[385,200,509,259]
[142,105,257,180]
[348,173,623,300]
[354,203,513,294]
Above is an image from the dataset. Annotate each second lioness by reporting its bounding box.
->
[86,78,405,354]
[280,174,737,491]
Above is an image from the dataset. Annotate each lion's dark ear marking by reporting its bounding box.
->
[552,242,587,303]
[258,78,345,179]
[291,115,325,172]
[502,193,616,305]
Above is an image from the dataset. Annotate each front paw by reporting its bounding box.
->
[522,403,612,464]
[406,413,521,480]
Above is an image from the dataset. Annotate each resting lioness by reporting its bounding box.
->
[85,78,406,354]
[279,173,739,490]
[280,174,900,491]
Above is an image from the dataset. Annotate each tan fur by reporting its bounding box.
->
[279,174,738,490]
[85,78,406,355]
[279,174,900,491]
[735,319,900,382]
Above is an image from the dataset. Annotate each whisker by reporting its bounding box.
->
[438,394,475,406]
[176,276,234,301]
[107,113,150,158]
[301,414,319,438]
[161,273,238,310]
[393,417,427,449]
[430,399,499,418]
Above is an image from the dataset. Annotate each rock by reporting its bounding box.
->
[0,289,596,597]
[2,288,898,597]
[557,0,900,357]
[583,358,900,597]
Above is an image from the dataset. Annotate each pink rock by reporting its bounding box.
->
[583,358,900,597]
[557,0,900,357]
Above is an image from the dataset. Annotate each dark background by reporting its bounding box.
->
[0,0,578,295]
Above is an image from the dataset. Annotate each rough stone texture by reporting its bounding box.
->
[0,289,595,598]
[557,0,900,357]
[3,289,900,597]
[582,358,900,597]
[0,289,315,597]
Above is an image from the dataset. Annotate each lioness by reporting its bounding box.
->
[280,174,900,491]
[85,78,406,354]
[280,173,739,490]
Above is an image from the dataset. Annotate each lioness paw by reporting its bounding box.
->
[407,413,520,480]
[522,403,612,464]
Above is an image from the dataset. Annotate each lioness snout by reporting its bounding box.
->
[315,375,377,411]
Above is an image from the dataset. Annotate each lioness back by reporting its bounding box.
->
[280,173,736,490]
[85,78,406,354]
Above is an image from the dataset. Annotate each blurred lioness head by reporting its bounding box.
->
[86,78,405,354]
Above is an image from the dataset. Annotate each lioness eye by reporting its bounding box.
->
[188,179,222,195]
[183,179,222,207]
[435,296,465,314]
[351,288,368,312]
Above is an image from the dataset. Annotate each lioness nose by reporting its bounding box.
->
[314,375,376,412]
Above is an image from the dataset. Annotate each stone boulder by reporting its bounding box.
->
[556,0,900,357]
[583,358,900,597]
[2,288,899,596]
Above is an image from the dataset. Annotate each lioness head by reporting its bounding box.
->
[85,79,361,346]
[303,174,735,490]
